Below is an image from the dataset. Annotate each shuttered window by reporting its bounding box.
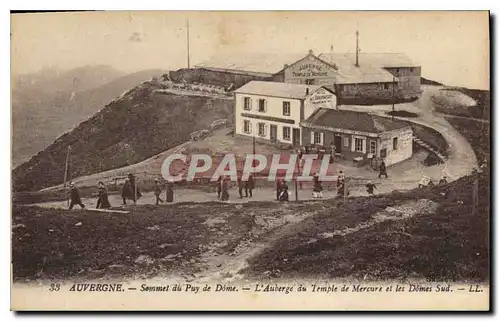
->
[282,126,291,141]
[258,99,267,112]
[258,123,267,137]
[243,120,252,134]
[243,97,252,110]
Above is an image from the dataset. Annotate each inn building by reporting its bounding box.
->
[233,81,413,166]
[234,81,336,146]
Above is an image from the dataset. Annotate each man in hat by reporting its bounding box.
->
[276,179,283,201]
[68,182,85,210]
[279,181,289,201]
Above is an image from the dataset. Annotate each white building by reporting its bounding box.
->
[234,81,336,146]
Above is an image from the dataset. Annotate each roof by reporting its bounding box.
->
[319,52,419,68]
[318,53,399,84]
[195,52,308,75]
[302,108,410,134]
[234,81,333,99]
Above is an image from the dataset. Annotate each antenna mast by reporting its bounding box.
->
[355,29,359,67]
[186,18,191,69]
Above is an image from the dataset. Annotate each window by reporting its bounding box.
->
[282,101,291,116]
[393,137,398,150]
[354,138,364,152]
[395,68,400,73]
[383,83,390,90]
[282,126,291,141]
[380,148,387,158]
[258,99,266,112]
[314,132,321,145]
[243,120,251,134]
[305,79,315,85]
[243,97,251,110]
[344,137,349,147]
[370,141,376,154]
[410,67,414,73]
[258,123,266,137]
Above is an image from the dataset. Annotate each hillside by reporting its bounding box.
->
[12,81,234,192]
[12,68,168,166]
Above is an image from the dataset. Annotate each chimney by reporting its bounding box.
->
[308,49,314,56]
[306,88,310,95]
[283,64,289,69]
[355,30,360,67]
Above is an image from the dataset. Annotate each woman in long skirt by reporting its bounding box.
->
[96,182,111,209]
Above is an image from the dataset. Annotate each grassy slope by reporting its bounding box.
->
[12,82,234,192]
[245,172,489,282]
[434,88,490,120]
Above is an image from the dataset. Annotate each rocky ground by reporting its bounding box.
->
[12,169,489,284]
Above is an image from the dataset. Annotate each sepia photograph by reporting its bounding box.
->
[10,10,490,311]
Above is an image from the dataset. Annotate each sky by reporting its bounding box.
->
[11,11,490,89]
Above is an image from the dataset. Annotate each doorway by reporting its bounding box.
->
[292,128,301,146]
[334,134,342,153]
[270,125,277,143]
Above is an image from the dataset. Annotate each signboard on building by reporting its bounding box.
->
[283,55,339,85]
[309,88,334,105]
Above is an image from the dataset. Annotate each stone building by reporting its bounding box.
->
[301,108,413,166]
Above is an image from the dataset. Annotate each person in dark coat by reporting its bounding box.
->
[378,160,388,178]
[276,179,283,201]
[337,170,345,188]
[237,175,245,198]
[221,176,230,201]
[68,183,85,210]
[246,174,254,198]
[216,176,222,200]
[96,182,111,209]
[121,174,141,205]
[166,182,174,203]
[313,173,323,198]
[154,179,164,205]
[279,182,289,201]
[365,181,377,196]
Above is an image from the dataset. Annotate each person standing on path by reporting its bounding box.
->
[96,182,111,209]
[378,160,388,178]
[68,183,85,210]
[279,182,289,201]
[276,179,283,201]
[237,174,246,199]
[215,176,222,200]
[221,176,230,201]
[246,174,254,198]
[313,173,323,198]
[154,179,164,205]
[166,182,174,203]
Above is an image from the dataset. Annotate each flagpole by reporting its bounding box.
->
[186,18,190,69]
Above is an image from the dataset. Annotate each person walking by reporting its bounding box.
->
[96,181,111,209]
[378,160,388,178]
[246,174,254,198]
[154,179,164,205]
[121,178,131,205]
[337,170,345,188]
[68,183,85,210]
[365,181,377,196]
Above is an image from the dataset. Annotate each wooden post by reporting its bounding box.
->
[295,154,299,201]
[343,176,348,203]
[63,145,71,207]
[472,172,479,215]
[392,76,396,120]
[134,175,138,207]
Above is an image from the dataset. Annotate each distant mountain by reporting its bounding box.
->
[12,67,168,167]
[12,81,234,192]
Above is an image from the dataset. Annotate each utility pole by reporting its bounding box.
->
[392,76,396,120]
[294,153,299,201]
[63,145,71,207]
[186,18,190,69]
